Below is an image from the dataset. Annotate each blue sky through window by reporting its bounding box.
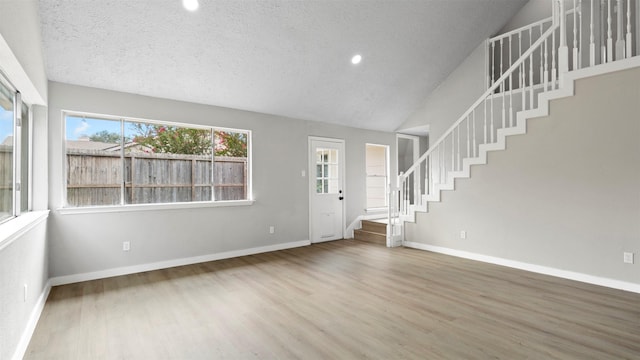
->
[0,107,12,144]
[65,116,123,141]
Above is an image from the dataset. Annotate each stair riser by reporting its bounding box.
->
[354,230,386,244]
[361,220,386,234]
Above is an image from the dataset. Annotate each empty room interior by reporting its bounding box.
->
[1,0,640,358]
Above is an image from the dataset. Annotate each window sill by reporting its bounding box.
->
[0,210,50,252]
[57,200,255,215]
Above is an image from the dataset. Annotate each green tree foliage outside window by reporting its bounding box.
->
[131,123,247,157]
[215,131,247,157]
[89,130,130,144]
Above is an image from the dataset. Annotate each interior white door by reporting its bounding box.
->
[309,137,345,243]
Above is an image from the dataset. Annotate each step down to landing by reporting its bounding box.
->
[354,220,386,245]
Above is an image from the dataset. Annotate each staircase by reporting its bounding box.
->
[354,220,387,245]
[388,0,640,246]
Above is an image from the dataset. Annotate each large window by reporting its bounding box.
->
[64,113,251,208]
[0,74,31,223]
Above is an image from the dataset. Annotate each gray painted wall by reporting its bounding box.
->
[405,67,640,285]
[397,41,487,144]
[0,221,48,360]
[47,82,396,278]
[0,2,50,359]
[500,0,551,33]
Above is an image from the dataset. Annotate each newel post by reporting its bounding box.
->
[557,0,570,87]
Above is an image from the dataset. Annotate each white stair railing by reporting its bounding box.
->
[388,0,639,245]
[387,0,564,241]
[490,0,637,85]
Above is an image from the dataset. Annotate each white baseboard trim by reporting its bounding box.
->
[12,279,52,360]
[403,241,640,294]
[50,240,311,286]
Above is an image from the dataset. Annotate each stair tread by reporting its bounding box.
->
[354,229,385,236]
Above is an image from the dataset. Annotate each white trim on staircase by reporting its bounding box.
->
[404,242,640,294]
[345,213,387,239]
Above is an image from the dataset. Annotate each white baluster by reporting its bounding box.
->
[472,110,477,157]
[529,27,534,107]
[425,158,430,197]
[544,38,549,91]
[607,0,613,62]
[600,0,606,62]
[626,0,632,57]
[508,35,513,91]
[579,0,583,68]
[491,41,495,86]
[617,0,625,59]
[574,0,579,69]
[456,125,460,171]
[500,38,504,91]
[509,33,514,127]
[540,24,545,85]
[552,25,557,88]
[590,0,596,66]
[501,78,506,130]
[440,144,444,185]
[466,115,470,158]
[404,178,408,213]
[490,92,494,143]
[509,71,514,127]
[451,133,454,176]
[521,58,526,109]
[518,32,522,90]
[483,100,487,145]
[559,0,569,87]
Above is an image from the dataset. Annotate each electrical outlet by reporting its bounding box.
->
[23,284,27,302]
[460,230,467,239]
[623,252,634,264]
[301,170,306,177]
[269,226,275,234]
[123,241,130,252]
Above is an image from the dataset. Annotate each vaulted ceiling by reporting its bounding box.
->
[38,0,528,132]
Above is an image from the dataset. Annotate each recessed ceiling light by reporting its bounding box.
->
[351,54,362,65]
[182,0,199,11]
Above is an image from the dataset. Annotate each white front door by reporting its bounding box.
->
[309,137,345,243]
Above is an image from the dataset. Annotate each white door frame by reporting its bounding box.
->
[308,136,346,243]
[396,133,420,171]
[396,133,421,207]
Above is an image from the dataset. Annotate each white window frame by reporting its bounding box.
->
[60,110,253,213]
[0,71,32,224]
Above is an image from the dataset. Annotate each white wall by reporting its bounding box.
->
[0,2,50,360]
[397,41,487,145]
[47,82,396,279]
[0,0,47,104]
[405,67,640,286]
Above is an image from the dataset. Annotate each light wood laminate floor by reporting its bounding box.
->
[25,240,640,359]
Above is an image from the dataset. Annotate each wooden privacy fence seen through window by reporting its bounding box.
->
[66,149,247,207]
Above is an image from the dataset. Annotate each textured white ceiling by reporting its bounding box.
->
[38,0,527,132]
